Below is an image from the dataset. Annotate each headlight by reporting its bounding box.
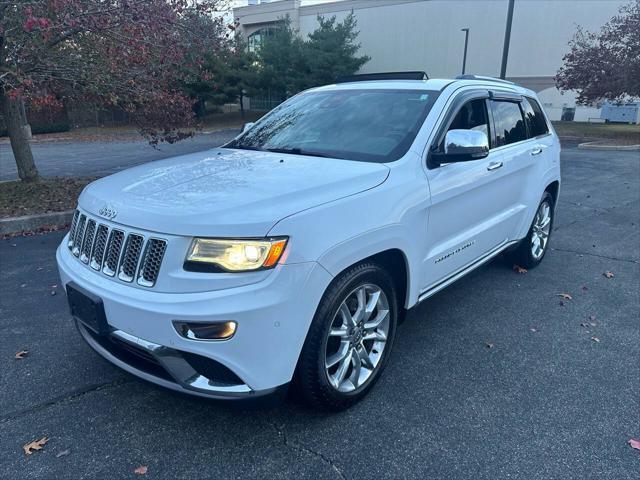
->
[185,237,288,272]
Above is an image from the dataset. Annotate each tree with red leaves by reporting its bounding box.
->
[0,1,226,181]
[556,1,640,106]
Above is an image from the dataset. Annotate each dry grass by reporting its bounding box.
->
[198,110,264,130]
[553,121,640,144]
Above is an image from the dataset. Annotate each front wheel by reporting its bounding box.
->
[508,191,555,269]
[295,262,398,410]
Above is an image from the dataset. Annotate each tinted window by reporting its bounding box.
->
[226,89,440,163]
[447,99,489,138]
[522,97,549,137]
[491,100,526,147]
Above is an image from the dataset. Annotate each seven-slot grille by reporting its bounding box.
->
[67,210,166,288]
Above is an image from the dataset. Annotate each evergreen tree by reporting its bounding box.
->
[254,12,370,99]
[299,13,370,90]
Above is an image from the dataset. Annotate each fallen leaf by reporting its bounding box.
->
[603,271,614,279]
[591,336,600,343]
[629,438,640,450]
[56,449,70,458]
[557,293,573,300]
[134,466,148,475]
[23,437,48,455]
[485,342,495,349]
[513,265,527,274]
[14,350,28,359]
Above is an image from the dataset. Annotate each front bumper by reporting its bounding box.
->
[57,237,332,399]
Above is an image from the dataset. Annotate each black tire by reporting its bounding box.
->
[507,191,555,269]
[294,262,398,411]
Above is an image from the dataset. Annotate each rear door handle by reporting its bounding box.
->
[530,147,543,156]
[487,161,503,171]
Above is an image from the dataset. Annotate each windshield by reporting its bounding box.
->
[226,88,440,163]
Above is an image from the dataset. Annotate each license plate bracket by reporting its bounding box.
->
[66,282,110,335]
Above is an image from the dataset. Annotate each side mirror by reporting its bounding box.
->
[242,122,255,133]
[432,129,489,165]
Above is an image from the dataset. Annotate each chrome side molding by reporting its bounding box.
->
[418,240,517,303]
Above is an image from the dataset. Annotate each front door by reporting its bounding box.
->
[420,94,523,292]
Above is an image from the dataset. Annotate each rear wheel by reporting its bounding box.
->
[295,262,398,410]
[508,191,554,269]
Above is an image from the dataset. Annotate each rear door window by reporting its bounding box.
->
[491,100,526,147]
[522,97,550,138]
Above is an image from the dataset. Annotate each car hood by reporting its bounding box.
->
[79,148,389,237]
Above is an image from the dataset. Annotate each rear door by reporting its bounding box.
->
[489,95,555,239]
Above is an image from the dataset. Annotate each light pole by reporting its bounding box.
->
[500,0,515,79]
[461,28,470,75]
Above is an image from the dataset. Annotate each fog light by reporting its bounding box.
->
[173,321,237,340]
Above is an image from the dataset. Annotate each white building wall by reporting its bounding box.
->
[537,87,602,122]
[298,0,623,79]
[236,0,628,120]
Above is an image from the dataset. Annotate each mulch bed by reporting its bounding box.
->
[0,177,94,218]
[0,222,71,240]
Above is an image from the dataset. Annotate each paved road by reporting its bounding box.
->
[1,147,639,479]
[0,130,239,181]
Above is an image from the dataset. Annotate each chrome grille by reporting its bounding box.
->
[79,219,96,264]
[118,234,144,282]
[103,229,125,277]
[90,225,109,270]
[67,210,80,248]
[138,239,167,287]
[71,214,86,257]
[66,209,166,288]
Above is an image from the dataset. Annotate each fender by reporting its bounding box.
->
[315,225,416,308]
[268,154,429,310]
[514,167,561,240]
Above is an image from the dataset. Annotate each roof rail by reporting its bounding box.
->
[455,74,515,85]
[336,71,429,83]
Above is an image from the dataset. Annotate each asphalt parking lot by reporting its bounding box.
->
[1,146,639,479]
[0,129,238,181]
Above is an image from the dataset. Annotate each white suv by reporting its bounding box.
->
[57,73,560,410]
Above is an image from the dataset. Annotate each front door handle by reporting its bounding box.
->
[487,161,503,171]
[530,147,543,156]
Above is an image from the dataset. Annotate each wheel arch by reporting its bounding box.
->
[545,180,560,208]
[362,249,409,313]
[319,244,412,311]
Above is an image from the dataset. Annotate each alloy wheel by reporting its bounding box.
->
[531,200,552,260]
[323,284,390,393]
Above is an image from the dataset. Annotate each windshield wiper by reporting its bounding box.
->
[265,147,331,158]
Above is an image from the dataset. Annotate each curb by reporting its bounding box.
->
[0,210,74,236]
[578,141,640,151]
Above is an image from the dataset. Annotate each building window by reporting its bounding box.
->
[247,26,277,52]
